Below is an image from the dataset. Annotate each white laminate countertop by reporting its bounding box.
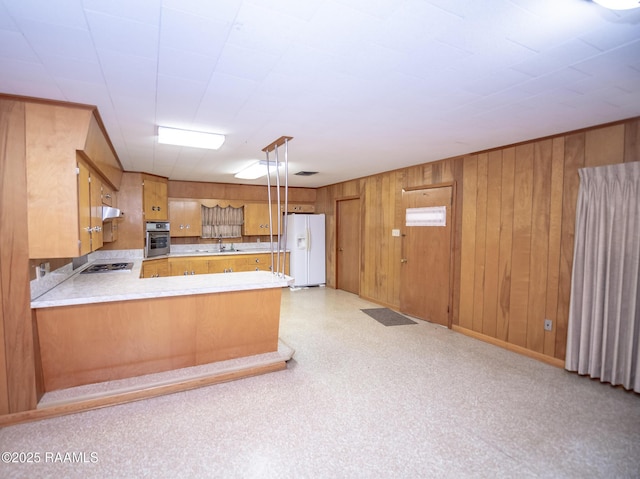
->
[31,258,293,309]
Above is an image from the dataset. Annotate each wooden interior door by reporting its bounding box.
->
[400,186,453,326]
[337,198,360,294]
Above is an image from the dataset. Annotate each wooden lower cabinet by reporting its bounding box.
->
[208,256,248,274]
[170,258,209,276]
[34,288,282,392]
[146,253,289,277]
[141,258,169,278]
[207,253,289,274]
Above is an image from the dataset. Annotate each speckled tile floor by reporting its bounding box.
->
[1,288,639,478]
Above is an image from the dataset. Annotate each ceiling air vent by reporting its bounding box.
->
[295,171,318,176]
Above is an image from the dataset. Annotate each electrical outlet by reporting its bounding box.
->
[36,262,50,280]
[544,319,553,331]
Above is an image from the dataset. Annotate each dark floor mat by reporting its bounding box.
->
[361,308,417,326]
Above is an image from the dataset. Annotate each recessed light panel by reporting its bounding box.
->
[157,126,225,150]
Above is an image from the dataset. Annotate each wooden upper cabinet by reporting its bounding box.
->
[282,204,315,213]
[83,114,123,189]
[77,160,92,257]
[143,177,168,221]
[90,171,104,251]
[169,199,202,237]
[101,183,115,207]
[25,102,122,258]
[243,203,281,235]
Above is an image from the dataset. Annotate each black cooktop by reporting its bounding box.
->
[81,262,134,274]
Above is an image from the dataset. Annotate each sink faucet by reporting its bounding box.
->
[217,237,225,252]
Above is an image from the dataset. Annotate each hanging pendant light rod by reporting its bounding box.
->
[262,136,293,153]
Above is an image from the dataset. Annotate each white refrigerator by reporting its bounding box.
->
[286,214,326,287]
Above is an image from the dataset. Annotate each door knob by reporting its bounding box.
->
[400,258,408,263]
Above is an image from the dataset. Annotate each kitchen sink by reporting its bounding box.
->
[192,248,242,253]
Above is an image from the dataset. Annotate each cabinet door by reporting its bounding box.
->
[248,253,289,274]
[103,221,118,243]
[169,200,202,237]
[169,257,209,276]
[141,259,169,278]
[208,256,248,273]
[90,173,103,250]
[77,161,92,257]
[102,183,115,206]
[144,179,168,221]
[191,258,209,274]
[169,259,190,276]
[78,162,106,255]
[243,203,281,235]
[283,204,315,213]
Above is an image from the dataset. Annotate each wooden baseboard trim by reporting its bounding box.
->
[0,361,286,428]
[358,295,398,311]
[451,325,565,369]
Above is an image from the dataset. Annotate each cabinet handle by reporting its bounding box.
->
[186,224,190,229]
[191,271,195,275]
[104,194,111,199]
[400,258,408,263]
[179,224,184,229]
[255,259,260,263]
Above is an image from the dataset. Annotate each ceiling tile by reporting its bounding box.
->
[1,0,638,187]
[155,74,209,125]
[85,10,159,59]
[215,43,279,83]
[160,7,231,58]
[2,0,87,29]
[44,55,103,84]
[97,49,157,97]
[83,0,162,25]
[0,28,38,61]
[459,68,533,96]
[162,0,242,22]
[158,46,216,83]
[226,2,306,55]
[15,18,98,63]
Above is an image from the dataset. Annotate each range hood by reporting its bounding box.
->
[102,206,123,221]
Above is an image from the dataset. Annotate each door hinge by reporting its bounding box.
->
[75,167,80,175]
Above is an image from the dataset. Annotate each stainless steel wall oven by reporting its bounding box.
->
[145,221,170,257]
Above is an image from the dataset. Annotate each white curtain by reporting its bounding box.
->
[201,205,243,238]
[565,161,640,392]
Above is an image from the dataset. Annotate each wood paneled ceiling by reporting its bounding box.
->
[1,0,639,187]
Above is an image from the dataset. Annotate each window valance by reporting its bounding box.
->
[201,205,243,238]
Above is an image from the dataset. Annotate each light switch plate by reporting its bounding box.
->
[392,229,400,237]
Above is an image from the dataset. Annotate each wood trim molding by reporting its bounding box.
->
[402,180,455,192]
[0,362,286,428]
[452,325,565,368]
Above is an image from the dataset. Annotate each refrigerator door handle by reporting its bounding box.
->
[306,227,311,251]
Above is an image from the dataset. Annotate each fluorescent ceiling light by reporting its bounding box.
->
[592,0,640,9]
[234,160,280,180]
[157,126,225,150]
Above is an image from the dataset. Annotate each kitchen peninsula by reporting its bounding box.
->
[30,254,292,414]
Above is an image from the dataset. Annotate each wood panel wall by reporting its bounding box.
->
[316,117,640,363]
[168,180,316,203]
[0,99,38,413]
